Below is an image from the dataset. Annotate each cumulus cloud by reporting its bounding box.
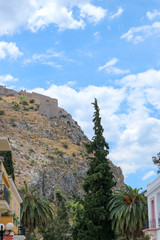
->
[142,170,156,180]
[147,10,160,20]
[0,0,107,35]
[0,74,18,85]
[29,68,160,177]
[98,58,129,75]
[121,21,160,44]
[0,42,23,60]
[110,7,124,19]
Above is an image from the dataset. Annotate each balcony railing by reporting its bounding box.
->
[18,226,25,236]
[143,219,156,229]
[0,184,9,204]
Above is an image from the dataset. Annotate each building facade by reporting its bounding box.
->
[0,138,25,240]
[144,176,160,240]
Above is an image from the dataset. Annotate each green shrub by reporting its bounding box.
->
[62,142,68,149]
[48,155,54,160]
[23,107,29,111]
[28,148,35,154]
[10,119,16,127]
[21,100,28,105]
[36,104,40,109]
[0,97,3,100]
[0,110,5,115]
[55,148,64,156]
[29,99,35,103]
[20,96,28,105]
[30,160,35,165]
[28,105,34,110]
[12,104,20,111]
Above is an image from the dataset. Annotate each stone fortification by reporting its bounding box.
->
[0,86,60,118]
[19,90,58,105]
[0,85,19,97]
[19,90,59,118]
[39,99,59,118]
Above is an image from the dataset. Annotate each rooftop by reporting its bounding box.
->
[0,138,11,151]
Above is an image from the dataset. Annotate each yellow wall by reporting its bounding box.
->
[0,161,21,235]
[1,216,18,234]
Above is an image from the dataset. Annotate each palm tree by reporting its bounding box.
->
[20,181,53,239]
[108,185,148,240]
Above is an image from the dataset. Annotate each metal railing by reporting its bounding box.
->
[143,219,156,229]
[0,184,9,204]
[18,226,25,236]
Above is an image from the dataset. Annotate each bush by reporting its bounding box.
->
[0,110,5,115]
[29,99,35,103]
[23,107,29,111]
[28,148,35,154]
[62,142,68,149]
[20,96,28,105]
[55,148,64,157]
[12,104,20,111]
[21,100,28,105]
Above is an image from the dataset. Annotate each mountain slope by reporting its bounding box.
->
[0,86,124,197]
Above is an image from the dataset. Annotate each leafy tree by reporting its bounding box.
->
[0,151,15,180]
[108,185,148,240]
[40,189,70,240]
[72,98,115,240]
[20,181,53,239]
[152,152,160,173]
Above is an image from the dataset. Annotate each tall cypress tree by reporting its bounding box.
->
[72,98,115,240]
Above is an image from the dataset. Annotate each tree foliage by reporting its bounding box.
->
[152,152,160,173]
[20,181,53,239]
[40,189,70,240]
[0,151,15,181]
[108,185,148,240]
[72,98,115,240]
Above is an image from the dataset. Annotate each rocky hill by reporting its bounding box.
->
[0,86,124,197]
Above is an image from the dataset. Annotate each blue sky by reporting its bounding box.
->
[0,0,160,190]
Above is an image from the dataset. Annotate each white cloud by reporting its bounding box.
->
[24,48,73,68]
[0,0,36,35]
[147,10,160,20]
[79,3,107,23]
[121,69,160,89]
[29,68,160,177]
[121,21,160,44]
[0,0,107,35]
[0,74,18,85]
[98,58,129,75]
[0,42,23,60]
[142,170,156,180]
[110,7,123,19]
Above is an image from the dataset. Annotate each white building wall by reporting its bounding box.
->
[146,176,160,227]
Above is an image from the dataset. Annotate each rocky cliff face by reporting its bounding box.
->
[0,86,124,197]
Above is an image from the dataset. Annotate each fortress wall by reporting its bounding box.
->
[0,86,60,118]
[38,101,59,117]
[19,90,58,106]
[0,86,19,97]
